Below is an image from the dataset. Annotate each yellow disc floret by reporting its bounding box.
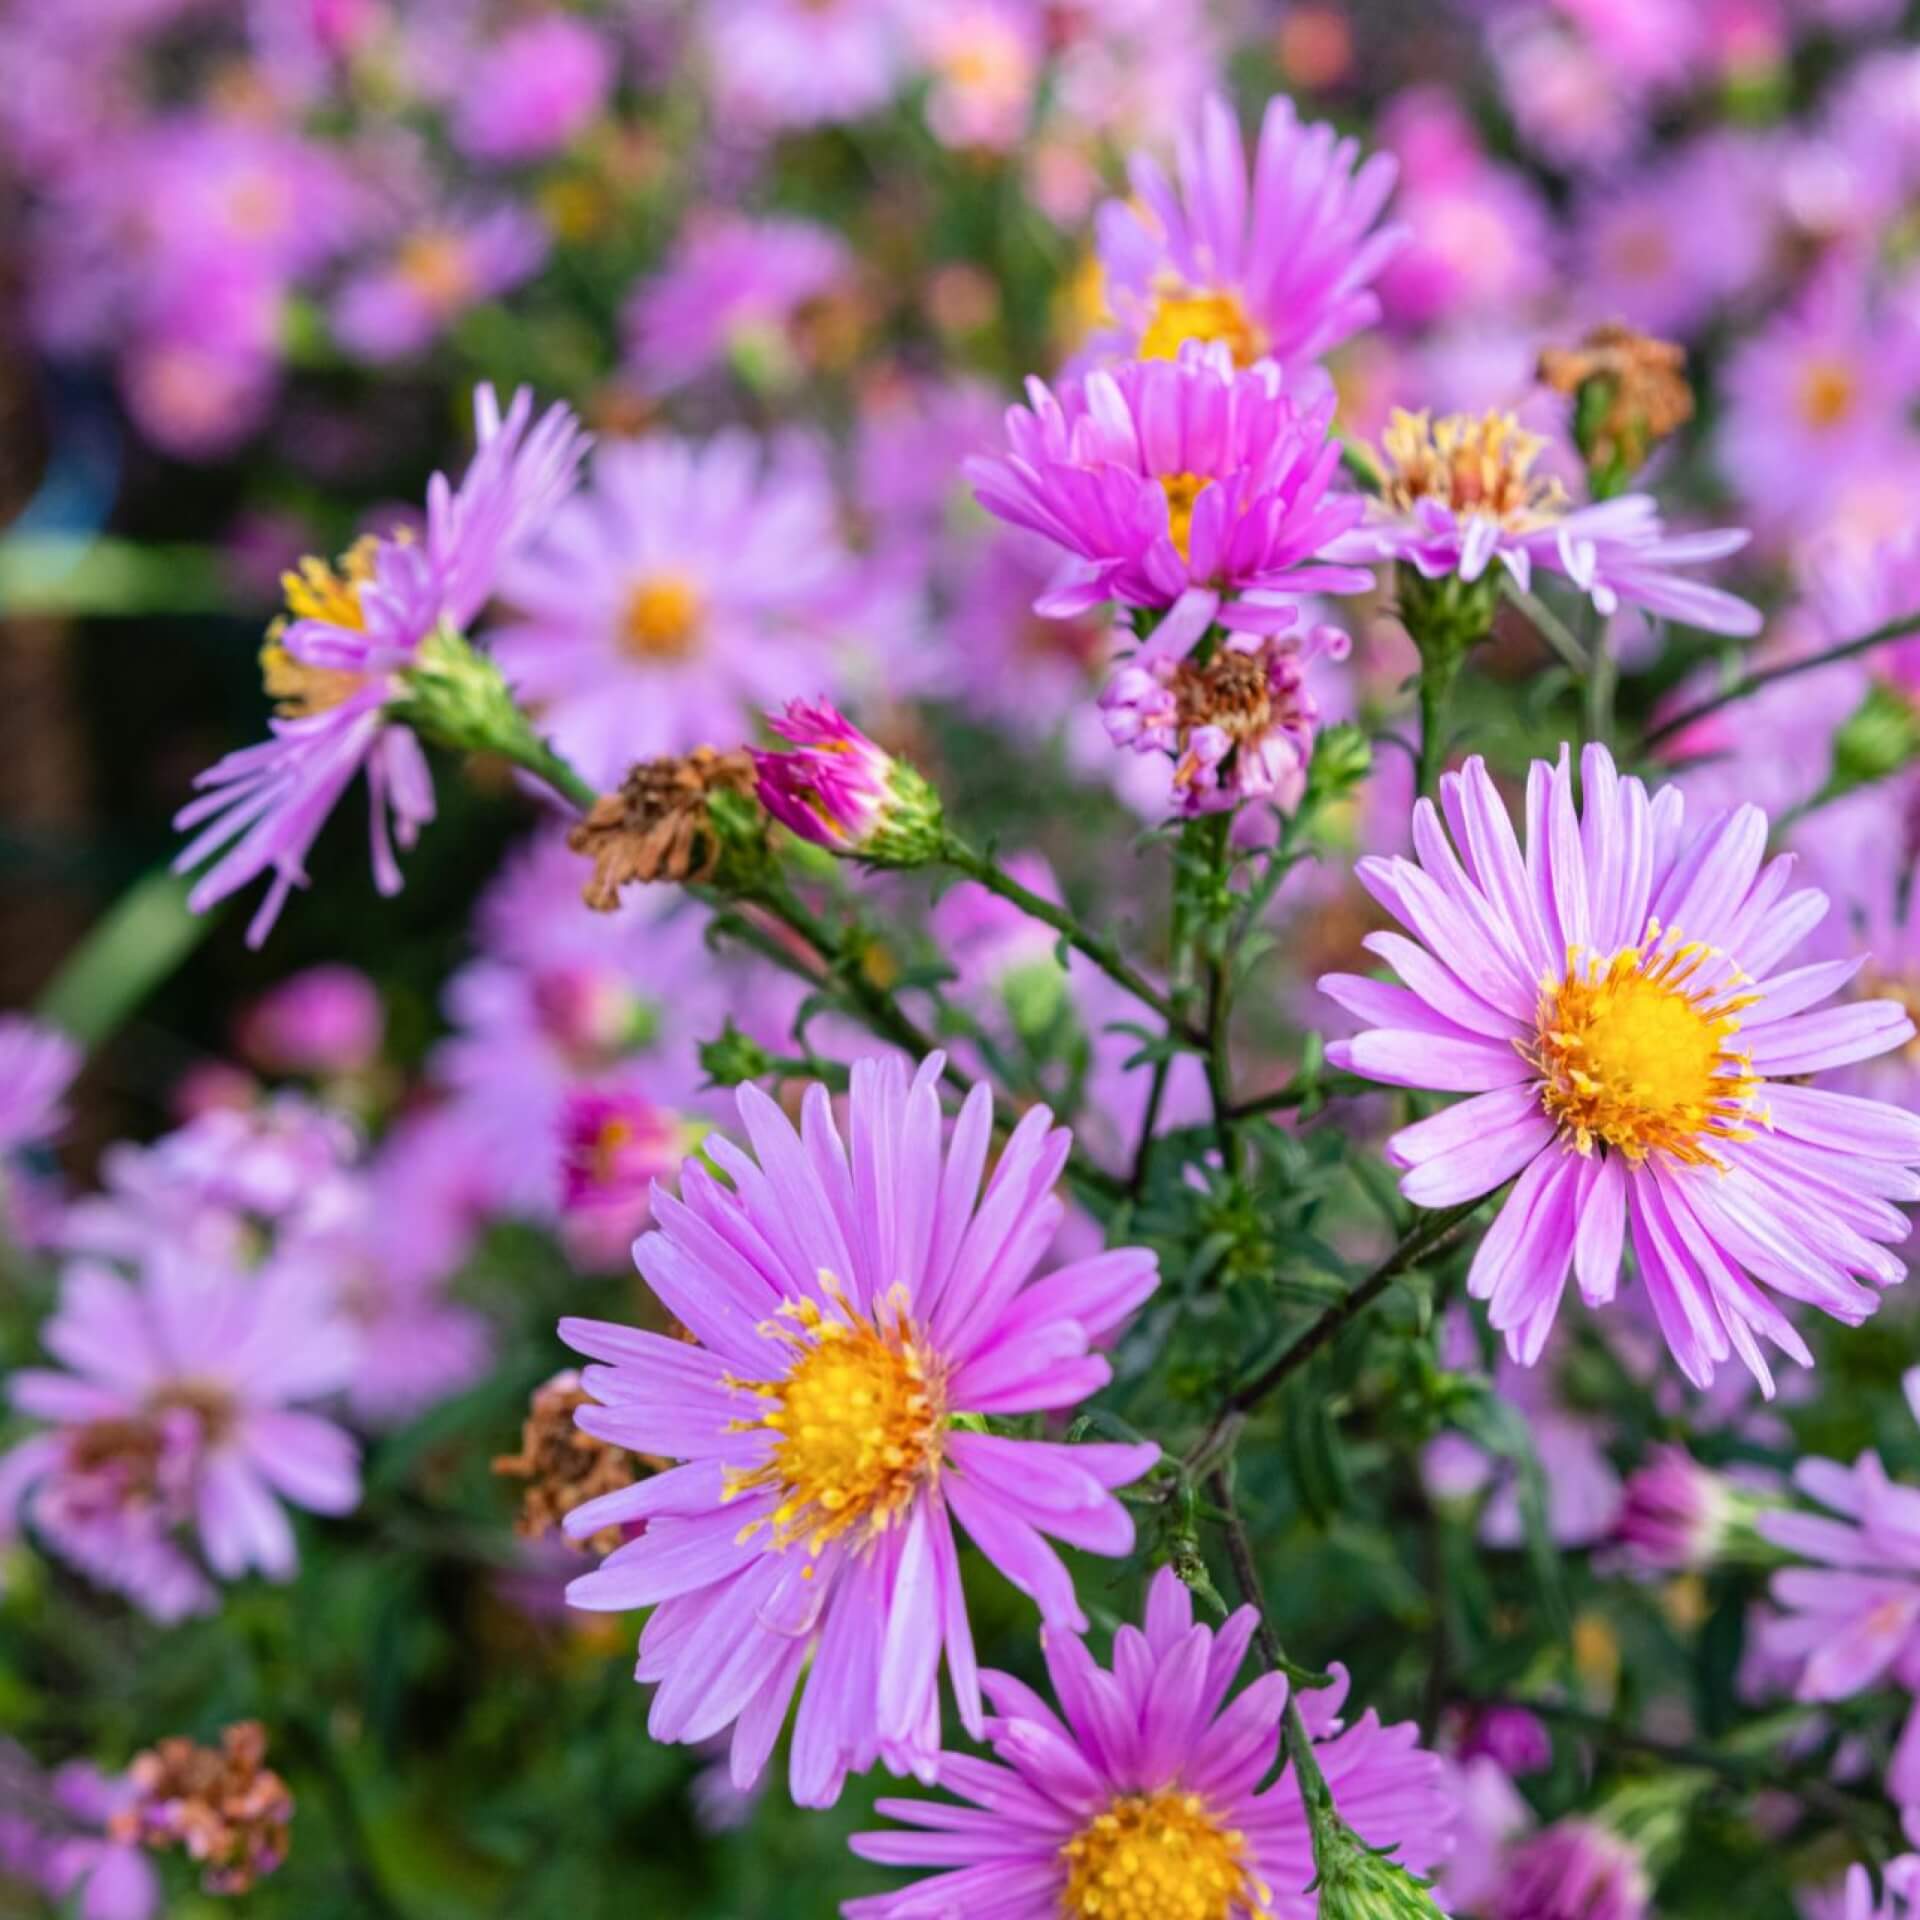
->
[1530,925,1760,1165]
[725,1281,946,1557]
[1378,409,1566,529]
[1139,282,1268,368]
[1159,472,1214,562]
[621,573,705,660]
[1060,1791,1271,1920]
[260,537,381,717]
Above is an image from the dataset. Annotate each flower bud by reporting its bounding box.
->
[753,698,945,865]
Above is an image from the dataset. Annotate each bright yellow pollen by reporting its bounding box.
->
[1378,409,1566,529]
[621,573,705,660]
[1139,282,1268,368]
[1159,472,1213,563]
[1529,925,1760,1166]
[1060,1791,1270,1920]
[260,538,381,717]
[725,1282,946,1556]
[1798,359,1859,432]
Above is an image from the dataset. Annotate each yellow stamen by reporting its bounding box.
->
[621,574,704,660]
[260,538,380,717]
[1378,409,1566,530]
[1528,924,1760,1166]
[1159,472,1213,563]
[722,1278,946,1556]
[397,231,477,310]
[1139,282,1267,368]
[1059,1790,1271,1920]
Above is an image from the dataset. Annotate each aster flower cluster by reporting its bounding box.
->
[21,6,1920,1918]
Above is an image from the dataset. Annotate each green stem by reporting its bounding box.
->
[511,734,599,812]
[1417,656,1460,801]
[1640,608,1920,753]
[1502,581,1591,679]
[941,834,1203,1047]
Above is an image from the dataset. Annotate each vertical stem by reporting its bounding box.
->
[1584,611,1617,750]
[1417,655,1459,802]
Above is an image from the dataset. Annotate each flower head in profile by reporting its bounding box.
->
[173,385,588,944]
[1614,1444,1740,1572]
[1101,627,1347,817]
[558,1056,1161,1806]
[1089,92,1405,371]
[1758,1370,1920,1807]
[844,1566,1452,1920]
[967,341,1372,656]
[754,699,945,863]
[1322,743,1920,1391]
[1336,410,1761,637]
[1,1248,362,1615]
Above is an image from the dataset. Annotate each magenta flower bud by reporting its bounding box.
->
[753,697,944,864]
[1495,1819,1651,1920]
[237,964,384,1077]
[1616,1444,1734,1572]
[1459,1704,1553,1777]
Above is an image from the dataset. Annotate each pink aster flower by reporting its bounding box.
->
[625,213,852,396]
[1322,742,1920,1391]
[0,1015,79,1157]
[1493,1818,1651,1920]
[754,698,943,859]
[702,0,904,130]
[844,1565,1452,1920]
[173,385,588,944]
[915,0,1041,153]
[557,1056,1162,1806]
[2,1248,361,1612]
[556,1085,681,1273]
[967,340,1372,655]
[0,1747,160,1920]
[1802,1857,1920,1920]
[1615,1444,1740,1572]
[332,203,547,363]
[1758,1370,1920,1804]
[451,14,615,164]
[1101,626,1347,816]
[1335,412,1762,636]
[1089,92,1404,371]
[493,431,851,789]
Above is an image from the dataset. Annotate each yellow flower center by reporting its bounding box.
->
[1530,928,1759,1165]
[1797,359,1858,432]
[621,573,705,660]
[1160,472,1214,562]
[397,231,477,310]
[1060,1791,1270,1920]
[261,540,380,717]
[1379,409,1566,529]
[725,1285,946,1557]
[1138,282,1267,367]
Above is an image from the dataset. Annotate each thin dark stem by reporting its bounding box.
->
[1128,1052,1172,1202]
[1640,609,1920,753]
[1184,1200,1481,1476]
[941,834,1203,1047]
[1225,1068,1374,1122]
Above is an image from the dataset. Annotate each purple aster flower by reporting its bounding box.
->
[237,964,384,1077]
[1493,1818,1651,1920]
[557,1055,1162,1806]
[625,213,853,396]
[1322,742,1920,1391]
[174,384,588,944]
[1089,91,1404,371]
[0,1015,78,1157]
[915,0,1042,152]
[1101,626,1347,816]
[2,1247,361,1612]
[0,1746,160,1920]
[844,1565,1452,1919]
[556,1085,682,1273]
[754,698,944,860]
[1456,1704,1553,1777]
[1335,412,1762,636]
[332,203,547,363]
[967,341,1373,655]
[492,430,851,790]
[1758,1370,1920,1803]
[1435,1752,1535,1916]
[451,14,615,164]
[702,0,903,131]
